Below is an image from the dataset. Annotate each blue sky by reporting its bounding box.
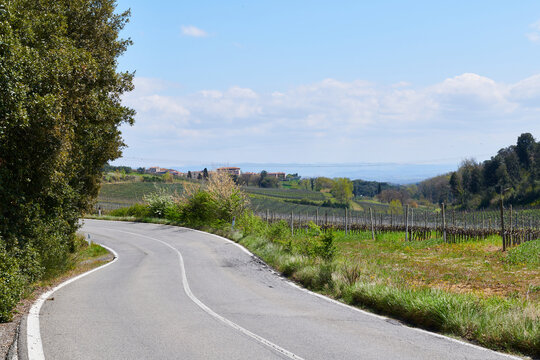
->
[113,0,540,180]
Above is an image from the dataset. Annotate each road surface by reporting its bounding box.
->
[27,219,518,359]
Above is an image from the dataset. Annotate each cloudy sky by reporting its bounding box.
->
[113,0,540,180]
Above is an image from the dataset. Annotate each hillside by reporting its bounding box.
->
[416,133,540,208]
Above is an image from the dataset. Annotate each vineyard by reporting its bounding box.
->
[96,182,540,248]
[243,186,329,201]
[255,204,540,248]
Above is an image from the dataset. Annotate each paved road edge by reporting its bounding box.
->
[23,244,118,360]
[188,226,524,360]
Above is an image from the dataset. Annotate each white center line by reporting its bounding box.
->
[103,228,305,360]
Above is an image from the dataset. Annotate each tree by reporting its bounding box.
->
[260,176,279,188]
[162,172,173,183]
[258,170,268,187]
[187,171,192,179]
[516,133,535,169]
[0,0,133,250]
[449,172,463,201]
[314,177,334,191]
[389,199,403,215]
[203,168,209,180]
[331,178,354,204]
[469,166,482,193]
[299,179,311,190]
[0,0,133,317]
[496,162,511,188]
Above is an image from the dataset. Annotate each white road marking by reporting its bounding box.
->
[26,244,118,360]
[104,228,305,360]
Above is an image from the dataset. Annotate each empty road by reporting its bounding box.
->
[27,219,518,359]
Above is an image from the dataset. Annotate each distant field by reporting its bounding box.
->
[243,186,328,201]
[97,181,390,215]
[97,182,185,209]
[249,197,352,216]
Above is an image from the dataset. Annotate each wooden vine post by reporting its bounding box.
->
[441,202,447,243]
[369,208,375,241]
[290,211,294,236]
[509,204,513,246]
[500,197,506,251]
[405,205,409,241]
[345,208,348,235]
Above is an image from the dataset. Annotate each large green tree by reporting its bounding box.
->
[0,0,134,270]
[331,178,353,204]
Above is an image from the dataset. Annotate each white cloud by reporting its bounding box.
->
[526,32,540,43]
[181,25,208,37]
[118,74,540,164]
[526,20,540,43]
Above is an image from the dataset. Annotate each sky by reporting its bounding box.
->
[112,0,540,182]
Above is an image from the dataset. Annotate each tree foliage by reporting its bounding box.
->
[0,0,133,319]
[417,133,540,208]
[331,178,353,204]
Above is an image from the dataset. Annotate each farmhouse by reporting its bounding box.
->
[216,167,241,176]
[268,172,286,180]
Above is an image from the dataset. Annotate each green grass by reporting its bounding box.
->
[239,228,539,357]
[506,239,540,266]
[76,243,109,259]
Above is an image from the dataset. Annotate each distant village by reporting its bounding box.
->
[144,166,297,181]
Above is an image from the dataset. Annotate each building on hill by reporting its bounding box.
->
[268,172,286,180]
[147,166,183,176]
[216,167,241,176]
[147,166,163,174]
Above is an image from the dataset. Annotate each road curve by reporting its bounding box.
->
[30,219,518,360]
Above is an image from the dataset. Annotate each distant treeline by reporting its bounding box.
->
[416,133,540,208]
[352,180,399,197]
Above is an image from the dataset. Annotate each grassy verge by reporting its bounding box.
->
[85,213,539,358]
[1,236,113,323]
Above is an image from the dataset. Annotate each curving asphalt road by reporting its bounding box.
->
[26,219,519,359]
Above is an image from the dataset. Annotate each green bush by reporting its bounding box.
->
[316,231,336,261]
[109,203,150,218]
[266,220,291,242]
[144,189,175,218]
[0,244,25,322]
[236,212,266,236]
[169,191,219,228]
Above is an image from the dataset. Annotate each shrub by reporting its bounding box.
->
[144,188,175,218]
[0,244,25,322]
[163,172,250,228]
[206,172,249,221]
[236,212,266,236]
[341,262,363,286]
[316,231,336,261]
[266,220,291,242]
[170,191,218,228]
[109,203,150,218]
